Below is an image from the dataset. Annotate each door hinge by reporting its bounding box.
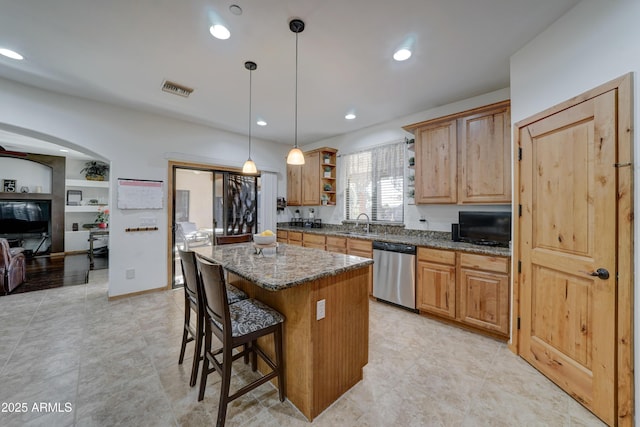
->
[518,260,521,273]
[517,317,521,330]
[518,147,522,161]
[518,205,522,217]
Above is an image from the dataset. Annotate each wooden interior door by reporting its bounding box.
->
[518,90,617,425]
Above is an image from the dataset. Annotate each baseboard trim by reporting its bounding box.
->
[108,285,169,301]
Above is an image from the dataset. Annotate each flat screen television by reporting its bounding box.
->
[0,200,50,235]
[458,211,511,247]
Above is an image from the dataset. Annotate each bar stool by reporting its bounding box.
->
[177,249,247,387]
[196,257,285,427]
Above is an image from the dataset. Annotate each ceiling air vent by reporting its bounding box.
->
[161,80,194,98]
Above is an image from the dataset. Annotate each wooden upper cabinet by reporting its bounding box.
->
[286,147,337,206]
[287,164,302,206]
[301,151,320,205]
[404,100,511,205]
[458,105,511,203]
[414,120,457,203]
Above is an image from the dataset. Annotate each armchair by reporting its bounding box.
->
[0,238,26,294]
[176,222,211,249]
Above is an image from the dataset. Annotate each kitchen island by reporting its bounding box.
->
[192,242,373,421]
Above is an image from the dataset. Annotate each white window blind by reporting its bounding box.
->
[344,142,404,222]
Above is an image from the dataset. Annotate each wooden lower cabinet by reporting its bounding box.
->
[277,230,288,244]
[416,248,456,319]
[288,231,303,246]
[347,239,373,296]
[458,253,509,336]
[325,236,347,254]
[416,247,510,338]
[303,233,326,250]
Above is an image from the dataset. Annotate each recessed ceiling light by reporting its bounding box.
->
[210,24,230,40]
[393,48,412,61]
[256,119,267,126]
[59,149,69,153]
[345,113,356,120]
[0,48,23,60]
[229,5,242,15]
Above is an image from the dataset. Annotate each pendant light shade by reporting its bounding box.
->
[286,18,305,165]
[242,61,258,174]
[286,147,305,165]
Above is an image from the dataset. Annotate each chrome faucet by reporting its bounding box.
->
[356,213,371,234]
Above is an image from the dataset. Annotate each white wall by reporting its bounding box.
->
[0,77,289,297]
[0,157,52,193]
[510,0,639,415]
[298,87,512,231]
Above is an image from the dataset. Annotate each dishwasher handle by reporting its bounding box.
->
[372,241,416,254]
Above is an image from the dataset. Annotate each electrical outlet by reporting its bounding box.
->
[126,268,135,279]
[316,299,326,320]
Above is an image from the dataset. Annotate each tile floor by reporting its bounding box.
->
[0,269,606,426]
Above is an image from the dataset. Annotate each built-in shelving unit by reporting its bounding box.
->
[64,178,109,252]
[406,139,415,205]
[320,148,337,206]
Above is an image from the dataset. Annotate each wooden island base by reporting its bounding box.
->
[228,266,369,421]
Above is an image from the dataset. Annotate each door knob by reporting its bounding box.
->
[585,268,610,280]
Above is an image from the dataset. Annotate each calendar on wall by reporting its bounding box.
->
[117,178,163,209]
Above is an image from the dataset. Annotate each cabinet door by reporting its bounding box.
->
[458,268,509,335]
[414,120,457,203]
[277,230,288,243]
[287,164,302,206]
[458,106,511,203]
[301,151,320,205]
[416,261,456,319]
[347,239,373,295]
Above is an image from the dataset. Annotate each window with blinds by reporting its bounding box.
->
[344,142,404,222]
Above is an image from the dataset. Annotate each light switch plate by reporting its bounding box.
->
[316,299,326,320]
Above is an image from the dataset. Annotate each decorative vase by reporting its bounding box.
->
[98,222,107,229]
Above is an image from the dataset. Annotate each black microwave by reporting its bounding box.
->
[457,211,511,247]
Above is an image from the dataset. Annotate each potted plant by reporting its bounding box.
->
[323,153,331,164]
[81,161,109,181]
[324,166,332,178]
[321,194,329,205]
[408,157,415,167]
[95,207,109,228]
[323,183,332,191]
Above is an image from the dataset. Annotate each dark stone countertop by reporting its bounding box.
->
[192,242,373,291]
[277,226,511,257]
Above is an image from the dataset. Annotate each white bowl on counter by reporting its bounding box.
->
[253,234,277,245]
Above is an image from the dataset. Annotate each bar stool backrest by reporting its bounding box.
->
[197,258,232,340]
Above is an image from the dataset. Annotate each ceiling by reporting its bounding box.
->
[0,0,580,157]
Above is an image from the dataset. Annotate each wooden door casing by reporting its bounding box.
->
[519,90,617,425]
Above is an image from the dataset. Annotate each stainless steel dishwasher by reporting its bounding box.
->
[372,241,417,311]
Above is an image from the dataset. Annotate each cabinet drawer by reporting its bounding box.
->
[288,231,303,242]
[459,253,509,274]
[326,236,346,252]
[347,239,372,257]
[303,233,325,245]
[417,247,455,265]
[277,230,288,239]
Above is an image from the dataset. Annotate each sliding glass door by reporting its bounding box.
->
[171,165,258,287]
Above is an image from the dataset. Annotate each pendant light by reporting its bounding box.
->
[286,19,305,165]
[242,61,258,174]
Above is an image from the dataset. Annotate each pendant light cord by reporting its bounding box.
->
[248,65,252,159]
[294,31,299,150]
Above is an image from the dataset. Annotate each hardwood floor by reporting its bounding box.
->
[4,253,107,296]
